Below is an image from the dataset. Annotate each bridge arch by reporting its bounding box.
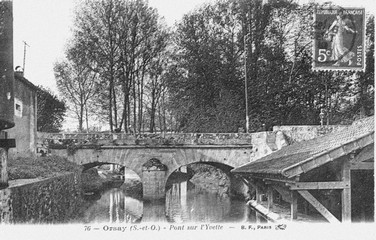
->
[97,147,253,179]
[166,161,247,199]
[78,159,141,180]
[82,162,114,171]
[166,161,234,182]
[81,162,143,181]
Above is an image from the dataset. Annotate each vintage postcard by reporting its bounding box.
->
[0,0,375,240]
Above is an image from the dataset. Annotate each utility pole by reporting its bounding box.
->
[22,40,30,74]
[244,33,249,133]
[243,0,268,133]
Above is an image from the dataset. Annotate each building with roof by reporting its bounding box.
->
[4,72,38,158]
[232,116,374,223]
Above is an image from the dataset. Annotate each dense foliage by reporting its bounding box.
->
[56,0,374,133]
[37,86,66,132]
[166,0,374,132]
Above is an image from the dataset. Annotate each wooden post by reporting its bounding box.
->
[255,185,262,203]
[267,186,274,211]
[255,183,264,223]
[290,176,299,221]
[0,147,9,189]
[341,155,351,222]
[291,191,298,220]
[255,212,262,223]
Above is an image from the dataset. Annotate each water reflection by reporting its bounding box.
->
[166,181,248,223]
[81,188,142,223]
[80,180,249,223]
[142,200,166,223]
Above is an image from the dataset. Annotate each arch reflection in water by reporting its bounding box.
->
[80,176,251,224]
[82,188,143,223]
[165,181,248,223]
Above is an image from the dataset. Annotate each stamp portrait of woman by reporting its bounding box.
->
[324,10,357,66]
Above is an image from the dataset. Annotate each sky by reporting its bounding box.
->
[12,0,375,95]
[12,0,216,93]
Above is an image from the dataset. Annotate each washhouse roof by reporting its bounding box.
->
[232,116,374,179]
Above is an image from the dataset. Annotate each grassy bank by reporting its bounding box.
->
[8,155,82,180]
[7,156,118,193]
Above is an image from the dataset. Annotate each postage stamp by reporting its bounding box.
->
[313,8,366,71]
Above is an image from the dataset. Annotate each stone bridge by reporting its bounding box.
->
[39,132,288,200]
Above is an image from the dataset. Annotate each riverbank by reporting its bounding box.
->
[7,155,126,195]
[1,172,84,224]
[4,156,129,223]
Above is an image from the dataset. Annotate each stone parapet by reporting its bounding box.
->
[273,125,348,144]
[38,132,256,147]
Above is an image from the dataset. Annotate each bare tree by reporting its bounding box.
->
[54,56,97,132]
[69,0,170,132]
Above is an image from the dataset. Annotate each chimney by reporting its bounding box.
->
[15,69,24,77]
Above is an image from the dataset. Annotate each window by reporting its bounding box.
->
[14,98,23,117]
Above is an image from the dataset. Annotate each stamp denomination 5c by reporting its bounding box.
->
[313,8,366,71]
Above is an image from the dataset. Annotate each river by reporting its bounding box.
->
[77,179,255,224]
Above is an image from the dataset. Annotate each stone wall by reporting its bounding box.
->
[39,132,255,147]
[6,73,38,158]
[0,173,83,224]
[142,159,167,201]
[273,125,348,144]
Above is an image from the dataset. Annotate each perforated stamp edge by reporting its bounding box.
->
[312,7,366,72]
